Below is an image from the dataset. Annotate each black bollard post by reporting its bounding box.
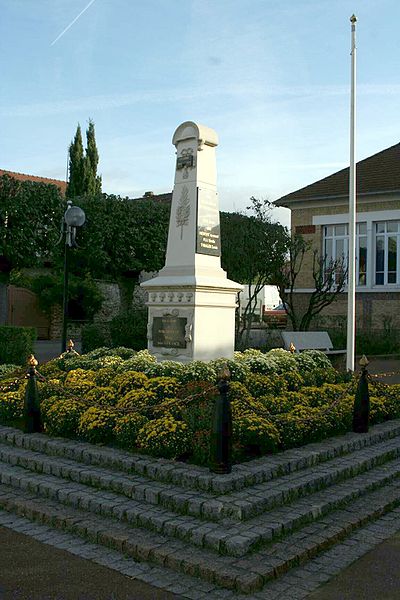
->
[353,355,370,433]
[23,355,43,434]
[210,366,232,474]
[65,339,79,355]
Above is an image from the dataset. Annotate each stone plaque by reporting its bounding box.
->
[177,155,194,169]
[152,316,187,348]
[196,187,220,256]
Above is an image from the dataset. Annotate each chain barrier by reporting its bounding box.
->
[234,375,359,424]
[36,375,218,417]
[367,370,400,380]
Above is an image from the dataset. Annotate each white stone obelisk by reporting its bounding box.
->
[141,121,242,362]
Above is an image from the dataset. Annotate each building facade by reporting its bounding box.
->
[275,143,400,331]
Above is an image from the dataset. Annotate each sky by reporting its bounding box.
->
[1,0,400,229]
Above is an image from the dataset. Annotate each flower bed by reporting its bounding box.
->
[1,347,399,467]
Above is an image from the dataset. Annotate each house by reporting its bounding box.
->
[275,142,400,332]
[0,169,67,195]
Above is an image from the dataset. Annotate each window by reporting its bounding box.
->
[375,221,400,285]
[323,223,367,285]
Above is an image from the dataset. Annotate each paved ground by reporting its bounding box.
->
[308,530,400,599]
[361,357,400,384]
[2,521,400,600]
[0,526,179,600]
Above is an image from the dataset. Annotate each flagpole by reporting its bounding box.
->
[346,14,357,372]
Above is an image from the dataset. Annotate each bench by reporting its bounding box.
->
[281,331,347,370]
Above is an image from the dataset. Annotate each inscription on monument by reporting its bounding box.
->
[152,316,187,348]
[196,187,220,256]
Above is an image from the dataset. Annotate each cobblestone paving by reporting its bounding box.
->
[0,421,400,597]
[1,507,400,599]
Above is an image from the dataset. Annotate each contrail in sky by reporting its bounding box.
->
[51,0,97,46]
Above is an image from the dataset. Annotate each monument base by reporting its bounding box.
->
[143,277,240,363]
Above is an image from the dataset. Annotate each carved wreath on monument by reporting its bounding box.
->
[176,186,190,240]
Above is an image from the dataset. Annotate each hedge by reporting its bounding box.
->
[0,325,36,365]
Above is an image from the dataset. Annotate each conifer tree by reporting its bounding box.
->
[66,124,85,198]
[66,120,102,198]
[84,119,102,196]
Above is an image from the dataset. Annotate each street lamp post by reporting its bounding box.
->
[61,200,86,354]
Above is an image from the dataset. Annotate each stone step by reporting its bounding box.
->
[1,475,400,594]
[0,442,216,520]
[0,430,399,524]
[1,419,400,494]
[2,448,400,558]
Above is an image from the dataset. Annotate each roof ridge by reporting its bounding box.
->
[275,141,400,205]
[0,169,66,185]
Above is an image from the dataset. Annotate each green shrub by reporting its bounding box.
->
[0,326,36,365]
[178,361,217,384]
[0,376,25,394]
[37,360,66,381]
[112,371,149,396]
[146,377,179,401]
[143,361,185,379]
[233,413,280,457]
[38,379,66,401]
[0,364,20,380]
[258,394,299,415]
[31,272,103,320]
[117,350,156,372]
[110,308,148,351]
[210,358,251,383]
[137,416,192,459]
[294,350,332,373]
[83,347,114,360]
[151,397,185,420]
[110,346,137,360]
[114,412,148,450]
[78,406,117,444]
[85,386,116,406]
[265,348,298,373]
[64,368,95,385]
[0,391,24,421]
[283,370,304,391]
[42,396,86,437]
[81,323,111,353]
[93,367,116,387]
[117,388,157,414]
[245,374,287,398]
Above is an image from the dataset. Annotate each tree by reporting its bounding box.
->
[275,234,348,331]
[71,194,170,311]
[221,198,289,349]
[0,174,64,271]
[66,124,85,198]
[66,120,102,198]
[84,119,102,196]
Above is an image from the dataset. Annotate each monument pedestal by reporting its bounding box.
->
[141,122,241,362]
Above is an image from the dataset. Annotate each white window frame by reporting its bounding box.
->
[313,209,400,291]
[374,221,400,286]
[322,223,367,286]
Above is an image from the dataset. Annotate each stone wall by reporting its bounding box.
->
[289,291,400,331]
[93,281,121,323]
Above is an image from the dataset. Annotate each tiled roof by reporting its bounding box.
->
[0,169,67,194]
[131,192,172,203]
[275,142,400,206]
